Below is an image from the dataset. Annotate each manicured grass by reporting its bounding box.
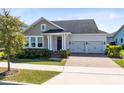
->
[120,50,124,56]
[13,58,66,66]
[0,67,60,84]
[114,59,124,67]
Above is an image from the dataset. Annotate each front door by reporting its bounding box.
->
[57,37,62,51]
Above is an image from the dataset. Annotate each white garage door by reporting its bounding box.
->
[70,41,85,53]
[87,41,104,53]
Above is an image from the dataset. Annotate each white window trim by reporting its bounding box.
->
[25,36,44,48]
[41,24,46,31]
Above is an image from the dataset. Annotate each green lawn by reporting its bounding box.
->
[113,49,124,67]
[120,50,124,56]
[114,59,124,67]
[0,58,66,66]
[12,58,66,66]
[0,67,60,84]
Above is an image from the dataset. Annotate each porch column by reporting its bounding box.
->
[47,35,52,50]
[29,37,31,48]
[49,35,52,50]
[62,34,67,50]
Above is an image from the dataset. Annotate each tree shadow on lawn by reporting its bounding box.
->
[0,68,23,85]
[0,68,18,79]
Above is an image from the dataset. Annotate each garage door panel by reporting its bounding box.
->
[70,41,85,53]
[87,41,104,53]
[69,41,105,53]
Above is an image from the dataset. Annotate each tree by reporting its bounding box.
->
[0,9,26,71]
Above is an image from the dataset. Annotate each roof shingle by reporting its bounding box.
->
[52,19,106,34]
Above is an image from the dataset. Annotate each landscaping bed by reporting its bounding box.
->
[0,67,60,84]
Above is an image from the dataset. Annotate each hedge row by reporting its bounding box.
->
[16,49,71,59]
[16,48,51,58]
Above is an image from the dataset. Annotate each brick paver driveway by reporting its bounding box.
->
[66,54,119,67]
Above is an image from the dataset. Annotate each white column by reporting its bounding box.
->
[36,37,38,48]
[49,35,52,50]
[62,35,64,50]
[47,35,50,50]
[62,34,67,50]
[29,37,31,48]
[64,34,67,50]
[47,35,52,50]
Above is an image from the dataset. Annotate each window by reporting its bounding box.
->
[41,24,46,31]
[25,36,43,48]
[121,38,123,43]
[38,37,43,47]
[31,37,36,47]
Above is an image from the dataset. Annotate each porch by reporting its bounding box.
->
[43,33,70,51]
[25,32,71,51]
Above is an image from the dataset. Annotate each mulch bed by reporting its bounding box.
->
[0,69,19,77]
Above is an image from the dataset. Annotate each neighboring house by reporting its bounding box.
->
[107,32,115,43]
[24,17,107,53]
[107,25,124,45]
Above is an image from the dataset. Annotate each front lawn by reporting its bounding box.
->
[120,50,124,56]
[12,58,66,66]
[114,59,124,67]
[0,67,60,84]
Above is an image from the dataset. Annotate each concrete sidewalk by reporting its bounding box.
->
[1,62,124,84]
[0,62,64,72]
[0,62,124,75]
[43,72,124,85]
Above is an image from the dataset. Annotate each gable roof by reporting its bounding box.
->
[114,24,124,37]
[25,17,106,34]
[107,24,124,38]
[52,19,106,34]
[25,17,64,31]
[107,32,116,37]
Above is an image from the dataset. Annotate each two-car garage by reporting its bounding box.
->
[67,34,106,53]
[70,41,105,53]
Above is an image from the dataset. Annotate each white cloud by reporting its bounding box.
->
[98,24,106,31]
[78,17,85,19]
[109,13,123,19]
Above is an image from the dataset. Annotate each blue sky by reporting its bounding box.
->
[1,8,124,33]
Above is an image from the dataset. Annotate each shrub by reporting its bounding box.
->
[59,49,70,58]
[121,45,124,50]
[105,44,110,55]
[107,45,122,58]
[16,48,51,59]
[109,42,116,45]
[0,51,7,59]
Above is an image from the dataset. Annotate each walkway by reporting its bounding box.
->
[0,62,64,72]
[0,62,123,75]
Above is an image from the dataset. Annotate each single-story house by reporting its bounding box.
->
[24,17,107,53]
[107,24,124,45]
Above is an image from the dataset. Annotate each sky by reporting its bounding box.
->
[1,8,124,33]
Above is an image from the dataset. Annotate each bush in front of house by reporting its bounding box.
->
[109,42,116,45]
[107,45,122,58]
[16,48,51,58]
[0,51,7,59]
[121,45,124,50]
[59,49,71,58]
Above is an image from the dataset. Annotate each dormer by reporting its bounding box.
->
[41,24,46,31]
